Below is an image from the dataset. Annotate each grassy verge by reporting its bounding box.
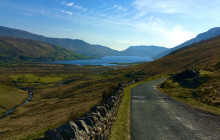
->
[159,85,220,116]
[108,75,165,140]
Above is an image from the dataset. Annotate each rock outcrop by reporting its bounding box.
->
[172,69,200,88]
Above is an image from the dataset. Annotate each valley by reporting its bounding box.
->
[1,0,220,139]
[0,24,220,140]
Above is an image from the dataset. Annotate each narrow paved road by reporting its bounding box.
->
[131,78,220,140]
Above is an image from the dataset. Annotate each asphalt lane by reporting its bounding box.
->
[131,78,220,140]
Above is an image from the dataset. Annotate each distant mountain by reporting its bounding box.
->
[0,26,167,58]
[154,27,220,59]
[120,45,168,57]
[0,37,87,62]
[0,26,119,57]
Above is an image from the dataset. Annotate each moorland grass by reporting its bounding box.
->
[0,63,129,139]
[0,84,28,115]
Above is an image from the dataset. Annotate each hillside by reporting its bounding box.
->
[0,26,167,58]
[130,35,220,75]
[0,37,87,62]
[154,27,220,59]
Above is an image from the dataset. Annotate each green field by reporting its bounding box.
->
[10,73,64,84]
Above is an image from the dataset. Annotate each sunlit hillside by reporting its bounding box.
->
[0,37,87,62]
[131,35,220,75]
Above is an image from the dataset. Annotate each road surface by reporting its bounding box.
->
[131,78,220,140]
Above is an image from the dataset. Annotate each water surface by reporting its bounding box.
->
[46,56,152,66]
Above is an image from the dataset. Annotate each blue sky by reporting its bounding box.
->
[0,0,220,50]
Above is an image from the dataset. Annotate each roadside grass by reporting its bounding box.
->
[159,70,220,116]
[108,75,166,140]
[159,87,220,115]
[0,84,28,115]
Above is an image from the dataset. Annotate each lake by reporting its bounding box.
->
[45,56,152,66]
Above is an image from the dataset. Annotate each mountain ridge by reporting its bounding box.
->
[0,26,167,58]
[121,45,168,57]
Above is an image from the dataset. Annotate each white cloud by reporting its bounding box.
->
[113,5,127,12]
[61,1,87,11]
[155,1,186,14]
[61,1,74,7]
[133,0,188,16]
[74,5,87,12]
[61,10,72,15]
[133,0,220,20]
[66,2,74,7]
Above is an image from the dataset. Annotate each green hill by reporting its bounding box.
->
[0,37,88,62]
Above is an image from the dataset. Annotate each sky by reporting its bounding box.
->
[0,0,220,51]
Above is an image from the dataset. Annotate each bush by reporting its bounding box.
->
[102,85,117,102]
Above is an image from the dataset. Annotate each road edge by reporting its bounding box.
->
[108,76,166,140]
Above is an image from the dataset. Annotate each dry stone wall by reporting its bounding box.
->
[40,78,145,140]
